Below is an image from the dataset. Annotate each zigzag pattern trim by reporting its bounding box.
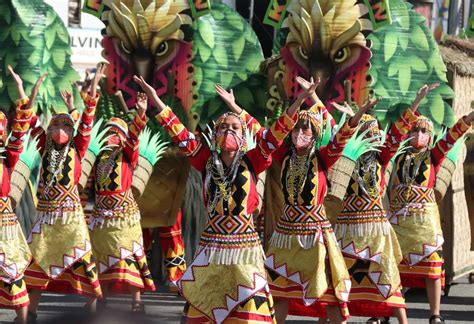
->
[338,240,382,264]
[98,241,145,274]
[407,234,444,266]
[178,250,269,324]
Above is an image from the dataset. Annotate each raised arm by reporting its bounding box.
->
[74,64,105,159]
[6,66,45,165]
[123,92,148,168]
[135,75,210,171]
[215,84,262,136]
[379,84,436,165]
[246,78,319,174]
[431,112,473,166]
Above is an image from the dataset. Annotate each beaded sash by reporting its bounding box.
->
[89,190,140,229]
[199,212,263,265]
[389,185,436,222]
[36,184,83,225]
[269,204,331,249]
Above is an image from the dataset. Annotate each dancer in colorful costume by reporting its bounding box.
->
[24,64,106,317]
[266,76,381,323]
[0,66,44,323]
[135,74,317,323]
[334,85,436,323]
[388,97,474,324]
[89,91,155,312]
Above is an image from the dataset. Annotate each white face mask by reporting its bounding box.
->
[291,129,313,150]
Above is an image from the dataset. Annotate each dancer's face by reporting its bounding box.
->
[216,115,243,152]
[106,127,126,148]
[292,119,314,150]
[409,127,431,150]
[49,119,73,145]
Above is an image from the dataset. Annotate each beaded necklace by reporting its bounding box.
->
[286,146,314,204]
[355,152,379,199]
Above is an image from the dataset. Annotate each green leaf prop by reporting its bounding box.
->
[0,0,82,114]
[342,128,382,162]
[445,136,466,163]
[18,133,41,170]
[86,118,112,157]
[138,126,169,166]
[368,0,455,132]
[191,3,265,126]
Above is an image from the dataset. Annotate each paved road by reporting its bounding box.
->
[1,277,473,323]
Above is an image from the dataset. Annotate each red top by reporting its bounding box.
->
[31,94,98,185]
[95,112,148,195]
[0,98,34,197]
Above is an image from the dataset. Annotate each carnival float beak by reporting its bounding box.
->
[309,59,333,100]
[134,55,153,82]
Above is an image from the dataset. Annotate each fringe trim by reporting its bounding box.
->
[335,221,390,237]
[36,208,83,226]
[0,223,19,240]
[88,210,141,230]
[268,232,321,250]
[201,245,264,265]
[391,203,428,223]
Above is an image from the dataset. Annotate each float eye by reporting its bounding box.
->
[121,41,132,54]
[156,41,169,57]
[334,47,350,63]
[298,46,308,60]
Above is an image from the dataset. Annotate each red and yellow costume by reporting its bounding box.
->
[24,95,102,298]
[265,104,354,319]
[0,98,33,309]
[334,109,418,317]
[156,106,296,323]
[388,116,472,288]
[89,113,155,293]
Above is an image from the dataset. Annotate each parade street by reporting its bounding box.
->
[1,276,473,323]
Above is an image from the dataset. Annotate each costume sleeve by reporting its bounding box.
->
[155,106,210,172]
[6,97,34,170]
[74,93,98,160]
[379,109,418,166]
[240,109,263,137]
[247,111,298,174]
[123,112,148,169]
[431,116,471,166]
[320,121,357,170]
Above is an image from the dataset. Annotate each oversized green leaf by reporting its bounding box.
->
[213,45,228,66]
[198,44,212,63]
[55,24,69,44]
[429,95,445,125]
[412,25,429,51]
[397,2,410,30]
[399,34,409,51]
[52,47,66,69]
[42,48,51,64]
[410,56,427,72]
[45,28,55,49]
[228,15,244,31]
[370,35,381,51]
[232,36,245,61]
[10,25,21,45]
[220,72,233,88]
[198,19,215,48]
[384,32,398,62]
[398,67,411,95]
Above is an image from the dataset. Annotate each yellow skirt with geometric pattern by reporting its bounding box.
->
[265,204,351,319]
[335,197,406,318]
[0,197,32,309]
[389,186,445,288]
[178,212,275,324]
[89,190,155,294]
[25,196,101,298]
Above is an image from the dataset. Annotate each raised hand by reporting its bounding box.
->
[136,92,148,117]
[332,102,355,117]
[286,77,320,117]
[7,65,26,99]
[26,72,48,110]
[215,84,242,114]
[60,90,75,112]
[464,110,474,124]
[296,77,320,102]
[296,76,321,103]
[133,75,166,112]
[349,97,382,127]
[90,62,107,98]
[410,83,439,113]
